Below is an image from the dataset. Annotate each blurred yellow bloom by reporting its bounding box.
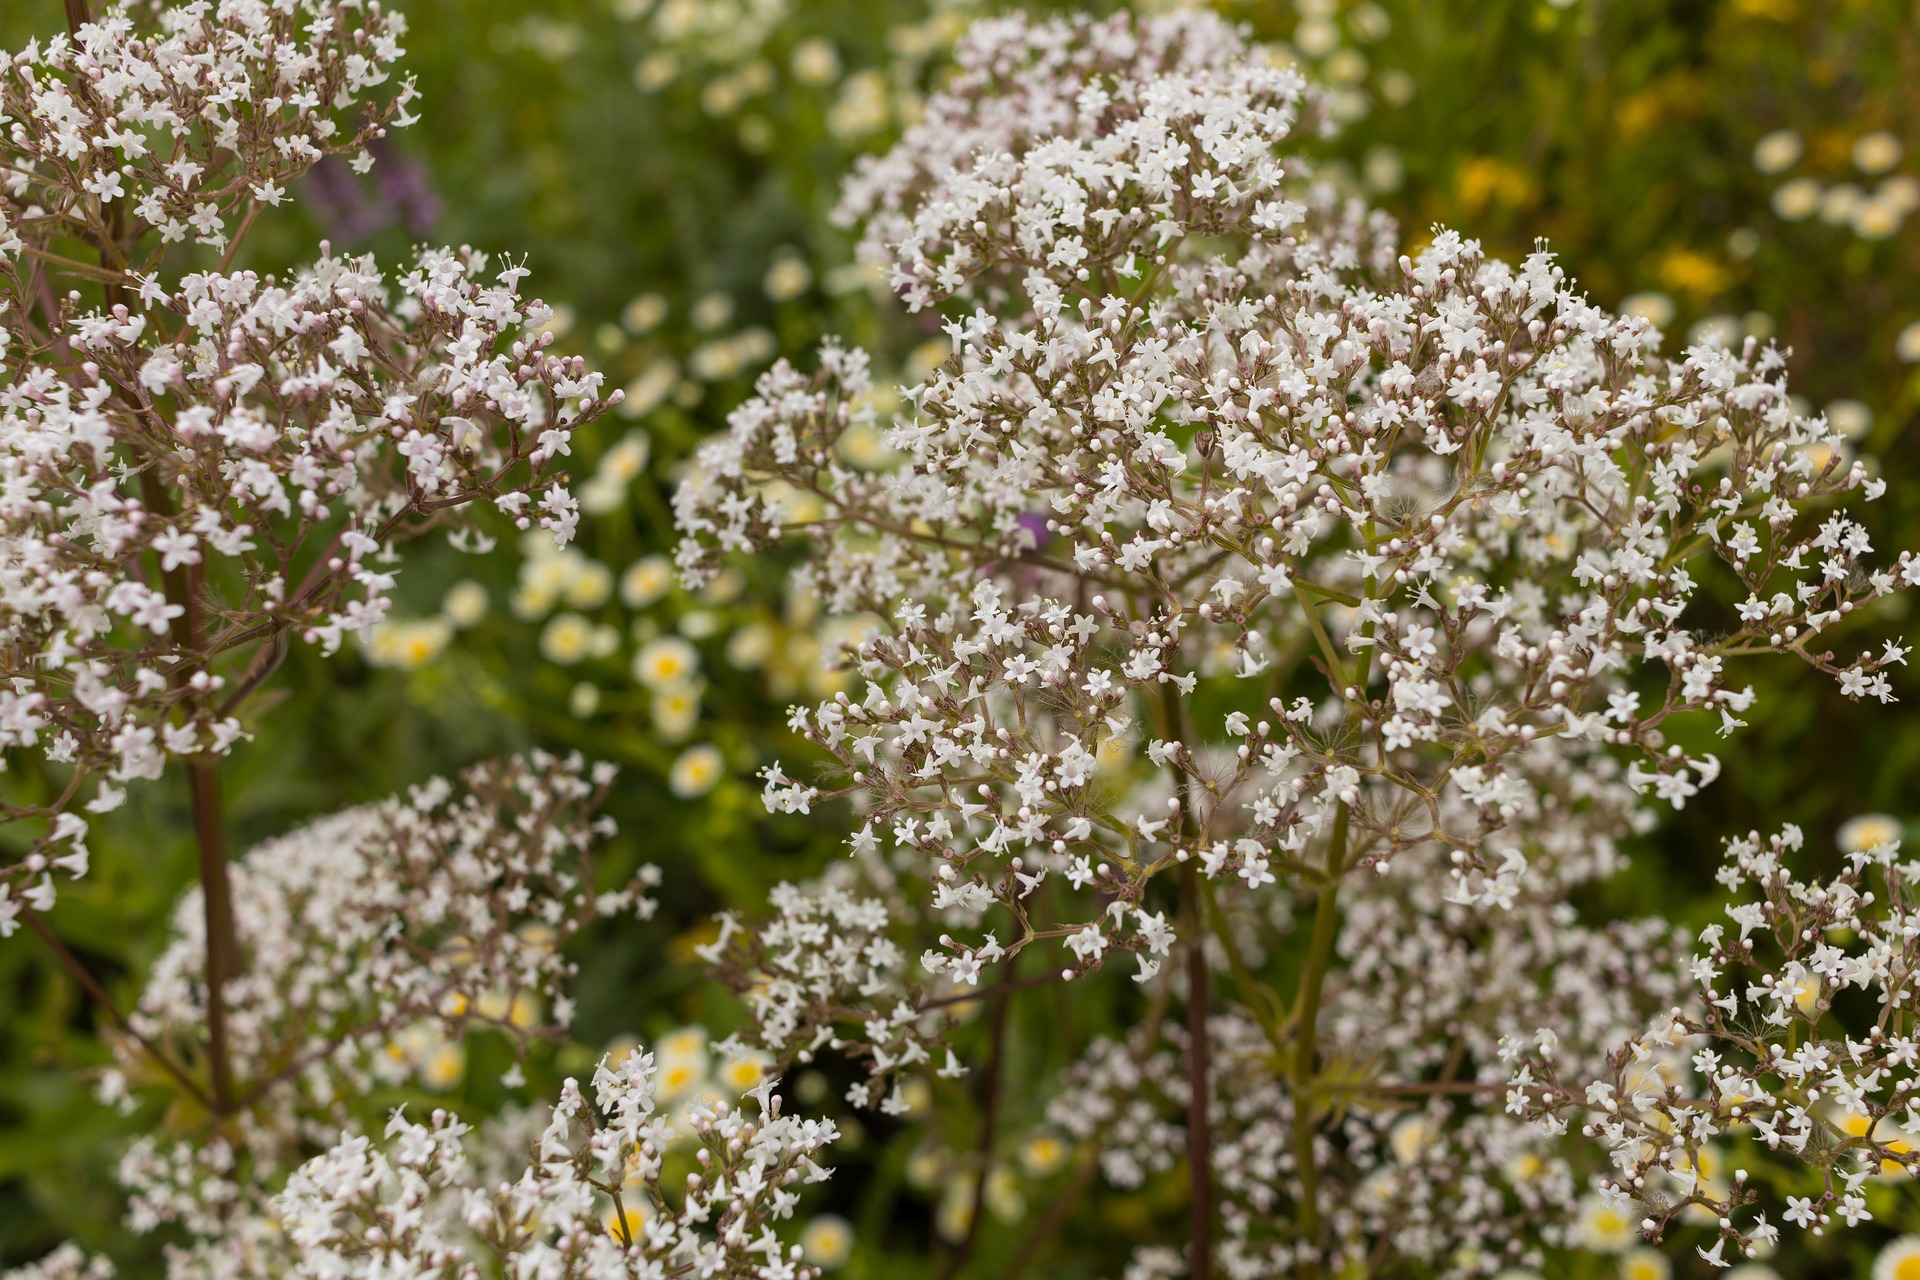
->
[1657,248,1733,300]
[651,683,702,740]
[541,612,596,665]
[1455,156,1535,215]
[1019,1133,1069,1176]
[1752,129,1803,174]
[1772,177,1821,220]
[668,743,725,798]
[364,618,452,670]
[419,1039,465,1091]
[791,37,840,85]
[764,253,812,301]
[441,580,488,629]
[621,555,674,609]
[1839,813,1902,853]
[799,1215,854,1268]
[1855,130,1904,175]
[634,637,699,688]
[716,1048,773,1092]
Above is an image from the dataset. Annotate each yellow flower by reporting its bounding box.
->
[1772,178,1821,221]
[634,636,698,688]
[364,619,452,670]
[620,292,667,335]
[716,1049,773,1092]
[1835,1109,1917,1177]
[419,1039,466,1091]
[1618,292,1676,329]
[655,1026,709,1091]
[569,681,601,718]
[651,683,701,741]
[1389,1114,1439,1164]
[656,1055,707,1101]
[1620,1248,1670,1280]
[1657,249,1733,301]
[724,622,774,669]
[689,292,733,332]
[1840,813,1903,854]
[1751,129,1803,174]
[1455,156,1535,215]
[1504,1150,1544,1183]
[1855,198,1904,240]
[621,555,674,609]
[541,612,596,665]
[441,580,489,629]
[1019,1133,1069,1177]
[934,1180,974,1242]
[669,743,725,798]
[1855,131,1904,175]
[1574,1193,1638,1253]
[764,253,812,302]
[563,561,614,610]
[984,1165,1025,1221]
[618,361,680,419]
[799,1214,854,1268]
[1874,1236,1920,1280]
[790,37,840,86]
[603,1190,650,1241]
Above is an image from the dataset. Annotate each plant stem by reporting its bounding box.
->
[23,911,214,1111]
[937,963,1016,1280]
[188,758,237,1113]
[1291,801,1349,1278]
[1154,679,1214,1280]
[1180,862,1212,1280]
[65,0,240,1115]
[999,1143,1103,1280]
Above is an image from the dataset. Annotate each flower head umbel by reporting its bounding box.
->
[108,752,658,1247]
[267,1049,839,1280]
[0,0,620,926]
[675,8,1917,1275]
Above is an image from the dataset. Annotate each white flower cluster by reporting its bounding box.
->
[105,752,658,1252]
[269,1050,838,1280]
[48,1049,840,1280]
[0,0,410,257]
[1518,824,1920,1266]
[700,859,967,1114]
[835,9,1323,312]
[673,9,1918,1274]
[0,0,618,925]
[680,4,1905,974]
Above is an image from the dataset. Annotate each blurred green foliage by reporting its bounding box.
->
[2,0,1919,1274]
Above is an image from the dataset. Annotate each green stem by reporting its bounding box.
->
[1198,875,1288,1056]
[1291,801,1349,1275]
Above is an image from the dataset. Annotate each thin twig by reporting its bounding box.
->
[24,910,213,1111]
[1180,861,1212,1280]
[917,969,1061,1014]
[936,963,1017,1280]
[188,758,238,1112]
[999,1142,1103,1280]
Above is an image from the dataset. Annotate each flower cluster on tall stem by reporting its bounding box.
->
[675,10,1915,1275]
[1,0,617,1114]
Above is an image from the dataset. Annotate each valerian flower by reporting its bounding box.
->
[47,1049,841,1280]
[0,0,620,925]
[673,9,1917,1275]
[104,752,658,1255]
